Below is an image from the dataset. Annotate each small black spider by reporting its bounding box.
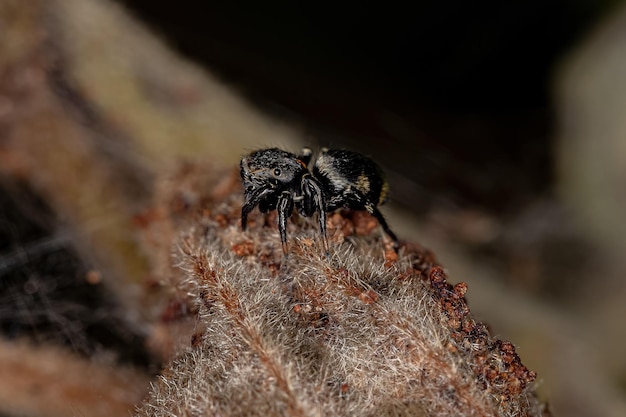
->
[240,147,398,254]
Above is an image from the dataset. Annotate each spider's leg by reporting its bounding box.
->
[241,187,274,231]
[277,191,294,255]
[303,176,329,255]
[368,204,399,251]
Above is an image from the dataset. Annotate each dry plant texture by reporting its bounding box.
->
[135,166,547,417]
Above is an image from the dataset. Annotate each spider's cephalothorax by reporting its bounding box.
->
[240,147,397,255]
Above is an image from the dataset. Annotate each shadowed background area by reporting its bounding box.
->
[117,0,596,213]
[2,0,626,416]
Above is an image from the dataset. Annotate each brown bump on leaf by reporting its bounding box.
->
[344,285,363,297]
[446,342,458,353]
[214,213,229,228]
[299,237,315,247]
[232,240,255,257]
[358,289,378,305]
[454,282,468,297]
[384,246,398,267]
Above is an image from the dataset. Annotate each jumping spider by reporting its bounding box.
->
[240,147,398,254]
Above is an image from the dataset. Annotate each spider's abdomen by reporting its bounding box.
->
[313,149,389,210]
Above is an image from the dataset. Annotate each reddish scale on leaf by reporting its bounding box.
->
[299,237,315,247]
[214,213,229,228]
[344,286,363,297]
[231,240,255,256]
[454,282,468,297]
[334,267,350,281]
[383,246,398,267]
[358,290,378,305]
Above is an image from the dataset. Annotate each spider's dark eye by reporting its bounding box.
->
[273,168,281,176]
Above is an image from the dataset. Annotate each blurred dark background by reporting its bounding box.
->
[118,0,607,214]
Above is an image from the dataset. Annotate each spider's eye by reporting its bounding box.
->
[273,168,281,176]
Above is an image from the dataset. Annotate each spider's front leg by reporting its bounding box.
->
[302,175,329,255]
[277,191,295,255]
[241,186,274,231]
